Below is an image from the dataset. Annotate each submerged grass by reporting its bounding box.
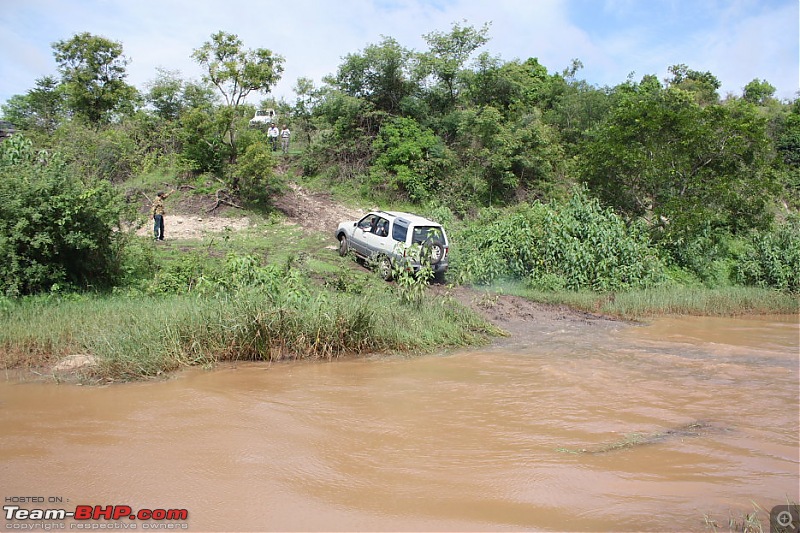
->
[0,286,498,382]
[556,421,716,455]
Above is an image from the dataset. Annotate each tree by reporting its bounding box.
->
[370,116,447,202]
[665,64,720,106]
[292,77,318,146]
[0,135,130,295]
[191,31,284,165]
[1,76,66,133]
[52,32,139,124]
[329,37,415,113]
[463,55,550,115]
[743,78,776,105]
[581,81,777,241]
[145,68,185,120]
[418,21,491,112]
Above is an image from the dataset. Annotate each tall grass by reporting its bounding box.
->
[0,287,496,381]
[500,282,799,319]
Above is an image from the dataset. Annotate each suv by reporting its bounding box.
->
[0,120,15,140]
[249,109,277,128]
[336,211,449,281]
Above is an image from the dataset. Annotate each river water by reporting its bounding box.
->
[1,315,798,531]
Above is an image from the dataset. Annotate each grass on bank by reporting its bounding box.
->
[0,279,498,382]
[491,281,799,319]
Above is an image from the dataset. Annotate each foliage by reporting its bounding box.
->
[733,216,800,292]
[231,141,285,205]
[147,253,209,295]
[143,68,217,121]
[328,37,416,114]
[388,240,438,308]
[304,91,379,182]
[191,31,284,162]
[0,76,66,133]
[0,135,130,296]
[52,32,139,124]
[581,81,778,252]
[454,189,666,291]
[417,21,491,112]
[370,116,448,202]
[742,78,776,105]
[177,106,230,175]
[664,63,720,106]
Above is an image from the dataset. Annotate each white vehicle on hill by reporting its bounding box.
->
[335,211,449,282]
[249,109,277,127]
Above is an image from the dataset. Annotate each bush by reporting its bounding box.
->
[733,216,800,292]
[370,116,447,202]
[454,188,666,291]
[232,142,285,206]
[0,135,130,296]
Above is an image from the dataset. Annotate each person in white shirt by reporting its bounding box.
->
[267,123,279,151]
[280,125,291,154]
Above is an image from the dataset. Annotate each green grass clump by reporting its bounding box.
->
[0,281,497,382]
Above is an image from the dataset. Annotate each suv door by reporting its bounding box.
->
[361,216,391,257]
[350,214,377,256]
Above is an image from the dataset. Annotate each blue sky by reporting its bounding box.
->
[0,0,797,109]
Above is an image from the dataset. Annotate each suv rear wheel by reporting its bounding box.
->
[378,256,393,281]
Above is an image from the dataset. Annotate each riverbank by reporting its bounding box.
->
[1,280,795,384]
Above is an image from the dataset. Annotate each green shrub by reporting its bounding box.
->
[232,142,285,206]
[0,135,130,296]
[454,188,666,291]
[370,116,449,202]
[147,253,209,295]
[734,216,800,292]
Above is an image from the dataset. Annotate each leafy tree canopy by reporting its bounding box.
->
[52,32,139,124]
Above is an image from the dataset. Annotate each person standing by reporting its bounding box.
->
[280,124,291,154]
[267,123,279,151]
[151,189,175,241]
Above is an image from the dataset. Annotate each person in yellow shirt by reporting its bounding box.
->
[151,189,175,241]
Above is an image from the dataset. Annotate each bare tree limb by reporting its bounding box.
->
[207,188,243,212]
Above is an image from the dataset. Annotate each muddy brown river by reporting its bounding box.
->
[1,314,798,531]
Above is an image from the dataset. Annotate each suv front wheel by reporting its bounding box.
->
[338,235,349,257]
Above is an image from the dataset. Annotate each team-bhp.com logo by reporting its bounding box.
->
[4,504,189,529]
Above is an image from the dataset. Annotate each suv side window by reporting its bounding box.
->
[357,215,376,231]
[374,217,389,237]
[392,220,408,242]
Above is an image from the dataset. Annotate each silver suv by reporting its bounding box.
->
[335,211,449,281]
